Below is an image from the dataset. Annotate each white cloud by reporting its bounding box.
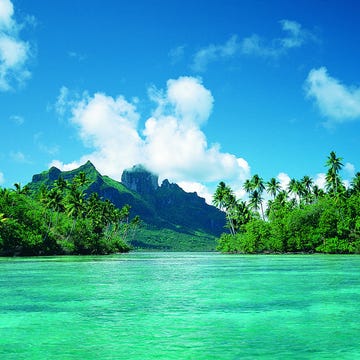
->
[279,20,309,49]
[277,172,291,191]
[143,77,249,184]
[241,35,275,57]
[51,76,250,203]
[50,160,81,172]
[54,86,70,116]
[0,0,13,29]
[178,181,213,204]
[242,19,313,58]
[191,20,315,72]
[9,114,24,125]
[305,67,360,123]
[0,0,33,91]
[344,162,355,178]
[343,180,350,189]
[166,76,213,126]
[314,173,326,189]
[10,150,31,164]
[192,35,239,72]
[0,171,4,184]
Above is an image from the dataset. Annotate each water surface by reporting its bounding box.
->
[1,253,359,359]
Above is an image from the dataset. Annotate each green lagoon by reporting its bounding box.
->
[1,253,360,359]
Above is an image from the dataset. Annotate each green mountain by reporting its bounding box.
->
[27,161,226,251]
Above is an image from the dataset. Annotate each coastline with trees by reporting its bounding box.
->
[0,172,138,256]
[213,151,360,254]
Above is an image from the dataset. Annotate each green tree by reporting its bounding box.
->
[350,172,360,195]
[287,178,304,205]
[325,151,344,197]
[249,190,264,219]
[251,174,265,194]
[213,182,236,235]
[301,175,313,203]
[266,177,281,199]
[243,179,253,196]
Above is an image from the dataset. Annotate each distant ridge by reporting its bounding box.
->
[27,162,226,251]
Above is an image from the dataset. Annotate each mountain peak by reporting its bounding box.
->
[121,164,159,195]
[78,160,97,171]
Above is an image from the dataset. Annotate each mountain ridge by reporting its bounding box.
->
[27,161,226,251]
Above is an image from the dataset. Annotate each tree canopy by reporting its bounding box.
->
[214,152,360,254]
[0,172,140,256]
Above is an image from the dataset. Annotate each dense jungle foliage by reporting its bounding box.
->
[0,172,139,256]
[213,152,360,254]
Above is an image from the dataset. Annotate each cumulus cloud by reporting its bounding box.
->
[0,171,4,184]
[61,92,143,180]
[314,173,326,189]
[305,67,360,123]
[51,76,250,202]
[191,20,315,71]
[178,181,214,204]
[0,0,33,91]
[344,162,355,178]
[277,172,291,191]
[158,76,213,126]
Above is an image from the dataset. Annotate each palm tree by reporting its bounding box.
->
[251,174,265,194]
[13,183,29,195]
[129,215,141,242]
[231,200,252,232]
[300,176,313,204]
[276,190,289,207]
[65,187,86,239]
[325,151,343,197]
[213,182,227,212]
[46,189,65,213]
[45,188,65,228]
[249,190,264,219]
[266,177,281,199]
[243,179,253,196]
[213,182,237,235]
[86,192,101,217]
[301,175,313,194]
[0,188,12,205]
[325,171,342,197]
[54,176,68,192]
[312,184,325,201]
[350,172,360,194]
[73,171,88,189]
[288,178,298,201]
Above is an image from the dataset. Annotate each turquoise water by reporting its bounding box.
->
[1,253,360,359]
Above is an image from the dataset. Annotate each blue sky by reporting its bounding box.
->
[1,0,360,202]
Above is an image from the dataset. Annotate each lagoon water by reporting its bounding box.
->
[1,252,360,359]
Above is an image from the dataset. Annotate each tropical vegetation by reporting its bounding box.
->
[27,161,225,251]
[213,151,360,254]
[0,172,139,256]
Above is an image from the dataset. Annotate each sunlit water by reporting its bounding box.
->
[1,252,360,359]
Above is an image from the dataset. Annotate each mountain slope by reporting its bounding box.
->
[27,162,226,250]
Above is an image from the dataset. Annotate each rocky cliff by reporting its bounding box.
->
[121,164,159,195]
[27,161,226,250]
